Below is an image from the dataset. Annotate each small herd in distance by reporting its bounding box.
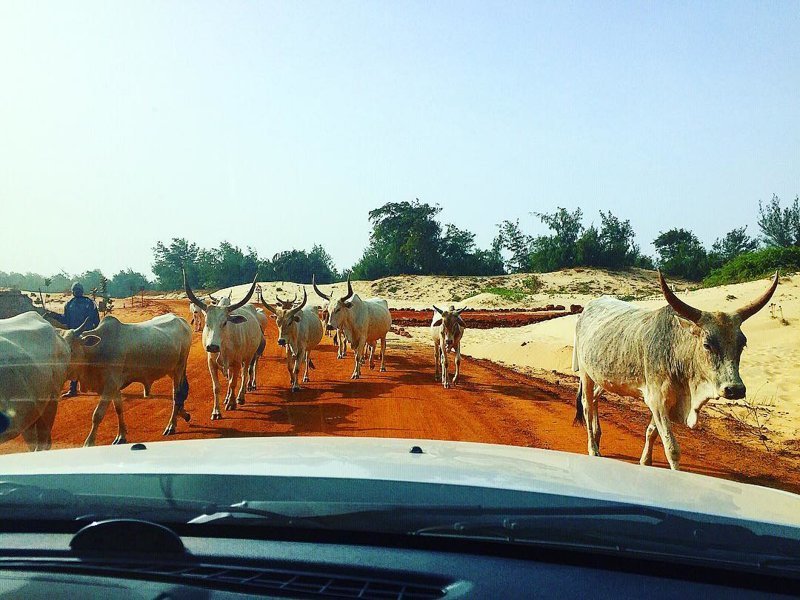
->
[0,268,780,472]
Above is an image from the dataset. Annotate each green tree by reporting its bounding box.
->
[152,238,200,290]
[757,194,800,247]
[493,219,532,273]
[108,269,152,298]
[708,226,759,269]
[653,228,709,281]
[528,207,584,272]
[598,210,638,268]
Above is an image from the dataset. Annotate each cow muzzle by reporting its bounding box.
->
[278,339,287,347]
[206,344,220,354]
[721,384,746,400]
[326,325,334,331]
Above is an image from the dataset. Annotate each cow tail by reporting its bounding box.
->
[573,379,585,426]
[333,332,338,346]
[176,369,190,409]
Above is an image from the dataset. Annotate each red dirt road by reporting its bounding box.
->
[4,300,799,495]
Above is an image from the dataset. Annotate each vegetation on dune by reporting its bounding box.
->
[703,247,800,287]
[5,194,798,294]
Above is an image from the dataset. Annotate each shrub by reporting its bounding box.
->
[703,247,800,287]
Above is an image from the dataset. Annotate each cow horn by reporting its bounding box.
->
[658,270,701,323]
[455,306,466,314]
[276,290,297,307]
[736,271,779,322]
[312,274,330,300]
[432,305,444,315]
[288,287,308,318]
[258,290,278,315]
[342,276,354,301]
[228,274,259,312]
[73,317,92,336]
[184,269,207,311]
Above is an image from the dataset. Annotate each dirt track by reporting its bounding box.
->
[4,299,799,495]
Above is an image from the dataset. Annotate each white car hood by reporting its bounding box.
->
[1,436,798,528]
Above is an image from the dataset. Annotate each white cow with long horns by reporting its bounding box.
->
[315,275,391,379]
[572,271,779,470]
[184,271,264,420]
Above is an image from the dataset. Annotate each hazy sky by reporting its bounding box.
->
[1,1,798,278]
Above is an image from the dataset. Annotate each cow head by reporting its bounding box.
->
[185,270,258,354]
[260,287,307,350]
[275,290,298,311]
[314,275,355,332]
[433,305,466,351]
[60,317,102,378]
[208,290,233,307]
[660,270,778,413]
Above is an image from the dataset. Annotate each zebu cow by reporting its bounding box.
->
[312,275,348,359]
[260,288,324,392]
[0,312,91,451]
[71,314,192,446]
[185,273,263,420]
[431,305,466,389]
[189,302,204,332]
[573,271,778,470]
[317,276,391,379]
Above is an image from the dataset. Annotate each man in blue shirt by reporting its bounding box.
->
[47,282,101,397]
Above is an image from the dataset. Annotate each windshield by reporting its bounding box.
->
[0,0,799,563]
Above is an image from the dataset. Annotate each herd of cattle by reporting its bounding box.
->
[0,269,779,472]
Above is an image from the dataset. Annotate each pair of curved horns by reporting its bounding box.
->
[184,268,258,313]
[659,270,779,323]
[276,290,297,307]
[260,287,306,318]
[433,305,466,315]
[313,275,354,302]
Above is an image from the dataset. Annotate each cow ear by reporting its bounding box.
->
[227,314,247,324]
[81,334,101,347]
[270,314,278,320]
[293,315,301,322]
[676,317,702,335]
[433,319,443,327]
[456,317,467,328]
[344,301,353,309]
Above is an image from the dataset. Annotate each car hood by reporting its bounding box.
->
[1,436,798,528]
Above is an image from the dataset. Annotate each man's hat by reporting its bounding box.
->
[71,282,84,297]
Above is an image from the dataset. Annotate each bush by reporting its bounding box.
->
[703,247,800,287]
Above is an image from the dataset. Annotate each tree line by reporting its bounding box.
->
[2,193,797,296]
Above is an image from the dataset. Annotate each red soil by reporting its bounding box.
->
[4,299,799,495]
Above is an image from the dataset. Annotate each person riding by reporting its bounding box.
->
[47,282,100,397]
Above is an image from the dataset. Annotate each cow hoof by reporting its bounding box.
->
[113,436,126,445]
[291,385,300,392]
[237,397,245,405]
[211,412,221,421]
[182,412,191,422]
[163,426,175,436]
[380,367,386,372]
[302,377,309,383]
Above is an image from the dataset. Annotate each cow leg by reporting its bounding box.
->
[351,339,364,379]
[291,352,301,392]
[442,346,450,389]
[368,343,376,370]
[639,417,658,466]
[142,382,151,398]
[452,346,461,386]
[302,351,311,383]
[379,336,387,372]
[32,400,58,451]
[231,364,246,407]
[209,355,223,420]
[581,374,600,457]
[433,342,440,381]
[164,372,190,436]
[651,408,680,470]
[111,391,127,445]
[84,394,113,447]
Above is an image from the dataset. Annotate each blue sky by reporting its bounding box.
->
[1,1,797,277]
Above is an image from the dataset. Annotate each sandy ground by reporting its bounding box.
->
[2,297,799,496]
[403,273,800,453]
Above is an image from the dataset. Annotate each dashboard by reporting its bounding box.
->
[0,530,794,599]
